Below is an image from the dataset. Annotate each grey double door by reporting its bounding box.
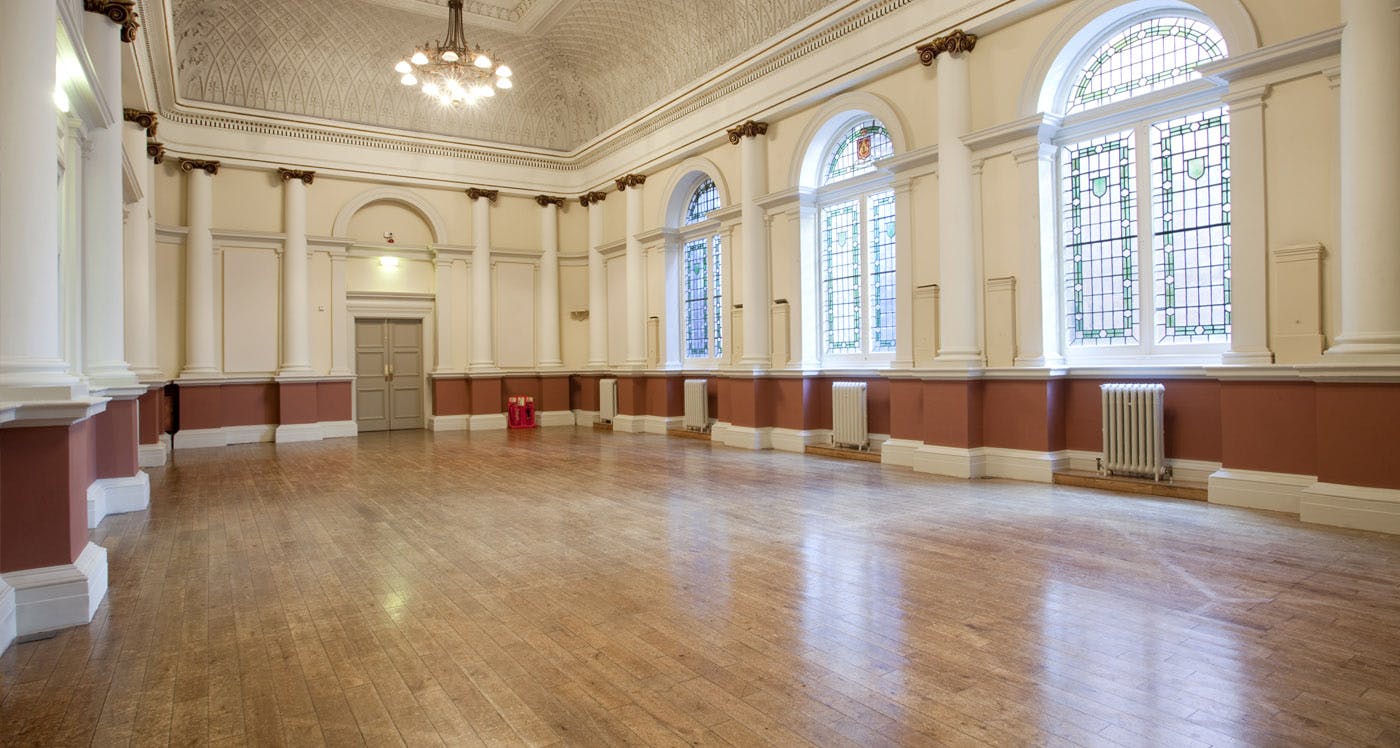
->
[355,318,423,432]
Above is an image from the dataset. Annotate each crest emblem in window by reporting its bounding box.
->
[1091,176,1109,198]
[1187,157,1207,181]
[856,135,872,161]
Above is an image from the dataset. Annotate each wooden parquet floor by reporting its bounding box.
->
[3,427,1400,746]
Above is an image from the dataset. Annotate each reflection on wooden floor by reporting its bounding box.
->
[3,427,1399,745]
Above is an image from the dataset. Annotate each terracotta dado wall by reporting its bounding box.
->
[432,375,573,418]
[173,381,352,433]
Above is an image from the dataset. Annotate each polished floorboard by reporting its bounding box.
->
[2,427,1399,746]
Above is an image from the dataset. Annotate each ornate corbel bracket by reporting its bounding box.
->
[917,29,977,65]
[179,158,220,175]
[579,191,608,207]
[534,195,566,208]
[726,120,769,144]
[146,141,165,165]
[614,174,646,191]
[122,108,157,137]
[466,188,499,202]
[84,0,139,43]
[278,168,316,185]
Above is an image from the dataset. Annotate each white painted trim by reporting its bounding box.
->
[880,438,921,467]
[772,428,829,453]
[225,424,276,445]
[172,427,226,450]
[711,422,773,450]
[428,414,470,431]
[912,444,987,479]
[640,415,681,434]
[332,187,448,243]
[571,409,598,426]
[0,578,14,655]
[1,542,107,637]
[1065,449,1220,484]
[274,423,324,443]
[469,413,508,431]
[87,472,151,528]
[982,448,1070,483]
[321,420,358,439]
[1207,468,1314,514]
[1301,482,1400,536]
[537,410,577,427]
[138,434,170,467]
[612,414,646,434]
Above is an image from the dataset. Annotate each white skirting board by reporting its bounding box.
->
[1208,468,1315,514]
[173,424,276,450]
[137,433,170,467]
[428,414,469,431]
[87,472,151,528]
[1,542,107,638]
[469,413,508,431]
[771,428,830,453]
[571,409,598,426]
[880,438,922,467]
[1065,450,1220,485]
[912,445,987,479]
[1301,481,1400,535]
[0,578,15,655]
[710,423,773,450]
[275,420,358,443]
[537,410,577,427]
[983,448,1070,483]
[640,415,680,434]
[612,414,646,434]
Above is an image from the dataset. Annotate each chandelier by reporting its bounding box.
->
[394,0,513,107]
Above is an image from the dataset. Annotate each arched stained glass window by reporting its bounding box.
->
[822,120,893,185]
[679,178,723,359]
[1066,16,1226,115]
[685,178,720,225]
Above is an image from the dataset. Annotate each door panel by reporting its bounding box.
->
[355,319,390,432]
[388,319,423,430]
[356,318,424,432]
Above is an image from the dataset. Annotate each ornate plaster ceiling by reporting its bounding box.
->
[170,0,836,152]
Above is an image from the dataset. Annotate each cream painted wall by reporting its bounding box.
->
[606,256,626,366]
[495,261,537,367]
[221,247,280,373]
[346,256,434,295]
[309,251,333,374]
[155,241,183,378]
[490,195,541,250]
[348,202,435,246]
[560,263,589,369]
[213,168,281,233]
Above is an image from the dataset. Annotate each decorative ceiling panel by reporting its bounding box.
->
[171,0,835,151]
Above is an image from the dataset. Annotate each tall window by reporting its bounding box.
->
[818,118,895,360]
[682,179,723,359]
[1059,16,1229,356]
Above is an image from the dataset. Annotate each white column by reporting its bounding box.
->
[329,251,351,376]
[278,169,314,376]
[892,179,915,368]
[1221,90,1273,364]
[731,122,771,368]
[923,32,983,366]
[122,119,158,379]
[0,0,76,396]
[180,160,220,378]
[433,256,456,373]
[620,175,647,368]
[80,11,138,390]
[537,196,563,368]
[468,189,496,371]
[585,193,608,368]
[1013,142,1064,367]
[1328,0,1400,359]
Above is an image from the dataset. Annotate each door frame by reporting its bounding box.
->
[346,292,435,428]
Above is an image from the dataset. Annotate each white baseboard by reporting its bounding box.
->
[1065,450,1220,484]
[772,428,829,453]
[1301,481,1400,535]
[982,448,1069,483]
[912,444,987,479]
[172,427,226,450]
[1,542,107,638]
[225,424,276,445]
[641,415,681,434]
[429,414,469,431]
[537,410,576,427]
[612,414,646,433]
[1208,468,1314,514]
[711,422,773,450]
[321,420,357,439]
[137,434,169,467]
[274,422,323,443]
[881,438,922,467]
[469,413,507,431]
[87,472,150,528]
[0,578,15,655]
[572,409,598,426]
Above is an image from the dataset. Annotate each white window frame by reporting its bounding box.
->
[678,180,724,364]
[1052,11,1231,366]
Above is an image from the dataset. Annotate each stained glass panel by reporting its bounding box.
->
[685,179,720,225]
[1151,107,1230,343]
[822,200,861,353]
[683,238,710,357]
[1063,130,1138,346]
[712,235,723,357]
[824,120,893,185]
[868,191,897,352]
[1066,17,1226,115]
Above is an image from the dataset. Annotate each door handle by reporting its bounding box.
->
[388,363,395,382]
[383,363,390,381]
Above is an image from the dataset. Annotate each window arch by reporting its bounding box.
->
[677,177,723,359]
[1054,12,1230,359]
[811,117,897,361]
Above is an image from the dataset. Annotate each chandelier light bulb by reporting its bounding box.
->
[474,53,492,69]
[410,51,429,66]
[395,2,513,109]
[495,65,512,78]
[401,73,418,86]
[394,60,412,74]
[496,77,512,89]
[442,50,459,62]
[423,82,441,96]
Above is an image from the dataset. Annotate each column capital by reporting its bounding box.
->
[466,188,499,202]
[726,120,769,144]
[534,195,566,208]
[83,0,139,43]
[579,191,608,207]
[179,158,220,175]
[917,29,977,65]
[278,168,316,185]
[615,174,647,191]
[122,108,157,137]
[146,141,165,165]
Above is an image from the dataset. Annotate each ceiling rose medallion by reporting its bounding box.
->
[394,0,513,108]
